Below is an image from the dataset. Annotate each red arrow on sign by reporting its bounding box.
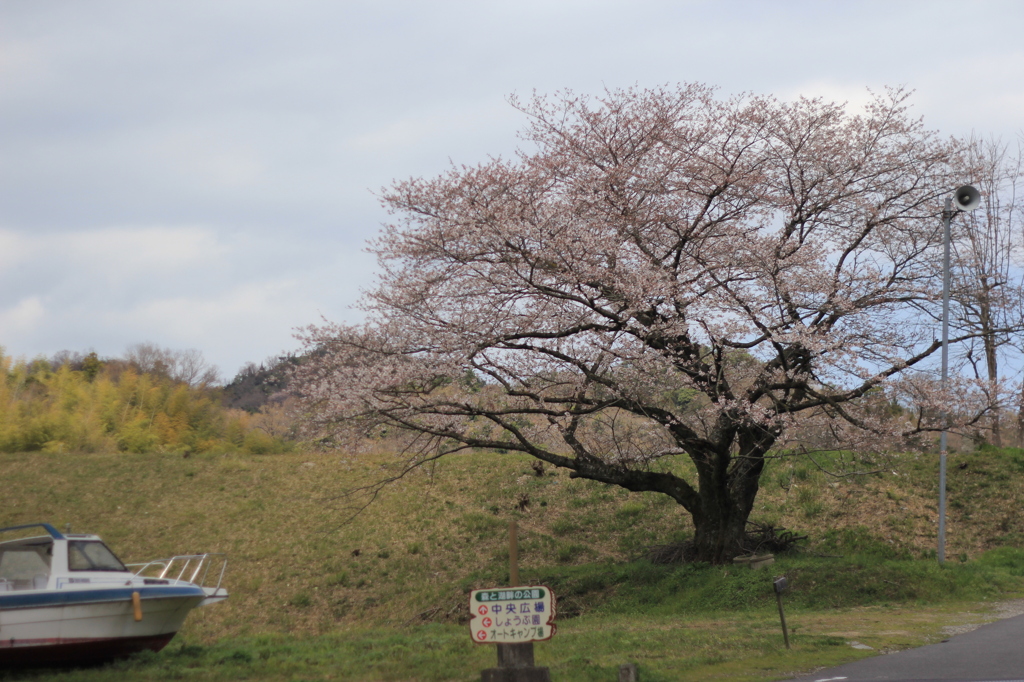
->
[477,630,487,640]
[482,617,492,627]
[478,605,488,615]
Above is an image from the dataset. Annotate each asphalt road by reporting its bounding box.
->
[788,612,1024,682]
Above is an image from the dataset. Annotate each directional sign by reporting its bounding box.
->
[773,576,788,595]
[469,586,556,644]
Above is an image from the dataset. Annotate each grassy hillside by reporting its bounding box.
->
[4,445,1024,635]
[3,444,1024,680]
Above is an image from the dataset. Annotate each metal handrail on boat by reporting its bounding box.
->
[126,553,227,595]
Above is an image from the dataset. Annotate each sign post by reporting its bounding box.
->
[475,521,553,682]
[773,576,790,650]
[470,587,556,644]
[510,520,519,586]
[501,521,530,668]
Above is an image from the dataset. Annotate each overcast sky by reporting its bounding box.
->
[2,0,1022,379]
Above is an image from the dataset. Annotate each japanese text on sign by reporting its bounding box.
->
[469,585,556,644]
[476,588,546,602]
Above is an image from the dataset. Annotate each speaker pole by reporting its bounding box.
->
[938,196,952,564]
[936,185,979,565]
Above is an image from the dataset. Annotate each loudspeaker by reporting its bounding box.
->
[954,185,981,212]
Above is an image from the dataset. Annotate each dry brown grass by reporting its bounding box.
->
[3,443,1021,643]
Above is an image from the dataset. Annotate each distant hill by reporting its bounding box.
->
[221,355,297,413]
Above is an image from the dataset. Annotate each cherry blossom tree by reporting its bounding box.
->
[296,85,994,563]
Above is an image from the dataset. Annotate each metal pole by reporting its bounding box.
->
[938,197,952,564]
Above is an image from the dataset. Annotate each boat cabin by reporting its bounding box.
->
[0,524,129,592]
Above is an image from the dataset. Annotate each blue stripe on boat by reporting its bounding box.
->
[0,522,66,540]
[0,585,204,610]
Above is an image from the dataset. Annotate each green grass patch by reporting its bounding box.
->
[2,599,1015,682]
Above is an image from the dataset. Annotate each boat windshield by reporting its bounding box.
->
[0,537,53,590]
[68,541,127,572]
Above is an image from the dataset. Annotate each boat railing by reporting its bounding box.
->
[126,553,227,595]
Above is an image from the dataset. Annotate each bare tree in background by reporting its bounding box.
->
[124,343,221,387]
[173,348,222,388]
[123,343,170,375]
[948,137,1024,446]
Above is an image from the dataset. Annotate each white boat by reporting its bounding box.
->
[0,523,227,665]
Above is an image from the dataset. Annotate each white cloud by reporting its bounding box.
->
[0,221,375,374]
[0,225,228,289]
[0,38,46,90]
[347,99,516,156]
[0,230,30,269]
[145,131,269,190]
[0,296,45,334]
[127,280,303,336]
[777,81,881,115]
[61,225,227,274]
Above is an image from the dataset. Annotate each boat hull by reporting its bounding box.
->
[0,633,176,666]
[0,586,205,665]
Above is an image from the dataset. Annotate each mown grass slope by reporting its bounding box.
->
[4,445,1024,680]
[4,445,1024,637]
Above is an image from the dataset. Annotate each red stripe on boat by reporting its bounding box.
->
[0,633,176,666]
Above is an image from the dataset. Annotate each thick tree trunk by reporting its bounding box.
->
[687,436,767,563]
[690,497,753,563]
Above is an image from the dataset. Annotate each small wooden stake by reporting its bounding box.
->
[775,592,789,649]
[509,520,519,587]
